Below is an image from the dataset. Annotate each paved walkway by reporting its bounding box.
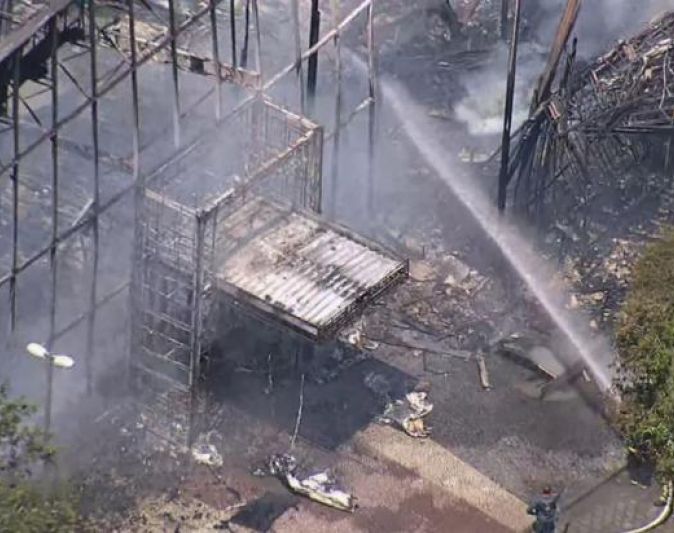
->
[271,425,529,532]
[561,467,668,533]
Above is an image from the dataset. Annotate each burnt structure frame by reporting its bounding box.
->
[0,0,379,434]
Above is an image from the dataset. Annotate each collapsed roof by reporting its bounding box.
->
[505,11,674,225]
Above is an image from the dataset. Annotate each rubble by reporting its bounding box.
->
[378,391,434,438]
[409,260,436,282]
[495,11,674,326]
[341,318,380,351]
[191,431,224,468]
[263,454,356,512]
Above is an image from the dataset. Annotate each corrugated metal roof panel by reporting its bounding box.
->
[215,197,407,340]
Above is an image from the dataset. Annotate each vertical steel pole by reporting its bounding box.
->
[366,0,376,216]
[188,215,205,446]
[329,0,342,218]
[209,0,222,120]
[366,0,376,101]
[229,0,237,69]
[9,48,20,332]
[168,0,181,148]
[128,0,140,181]
[252,0,262,85]
[45,358,54,433]
[500,0,509,41]
[128,0,141,387]
[48,19,59,353]
[46,19,59,435]
[307,0,320,107]
[86,1,100,395]
[240,0,250,68]
[291,0,305,113]
[497,0,521,212]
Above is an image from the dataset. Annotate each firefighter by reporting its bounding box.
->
[527,486,560,533]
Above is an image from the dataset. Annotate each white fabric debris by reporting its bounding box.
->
[267,454,356,512]
[379,391,433,438]
[191,432,223,467]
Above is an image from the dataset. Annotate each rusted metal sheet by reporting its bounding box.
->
[215,197,408,340]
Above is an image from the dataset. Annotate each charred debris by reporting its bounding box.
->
[488,5,674,324]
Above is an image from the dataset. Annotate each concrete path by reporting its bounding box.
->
[562,468,668,533]
[270,424,532,532]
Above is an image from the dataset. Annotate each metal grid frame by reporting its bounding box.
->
[130,94,323,444]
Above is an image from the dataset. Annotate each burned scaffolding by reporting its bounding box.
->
[0,0,391,442]
[502,10,674,234]
[132,90,407,445]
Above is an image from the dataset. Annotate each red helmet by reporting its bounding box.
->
[542,486,552,495]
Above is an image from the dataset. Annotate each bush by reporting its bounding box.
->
[616,230,674,479]
[0,385,80,532]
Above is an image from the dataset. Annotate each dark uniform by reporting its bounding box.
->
[527,489,560,533]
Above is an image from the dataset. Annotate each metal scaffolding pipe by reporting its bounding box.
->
[366,0,376,215]
[329,0,342,217]
[48,18,58,350]
[9,47,20,332]
[168,0,181,148]
[229,0,237,69]
[307,0,320,105]
[500,0,509,41]
[85,0,101,395]
[252,0,262,85]
[497,0,521,212]
[290,0,305,113]
[128,0,140,180]
[209,0,222,120]
[240,0,250,67]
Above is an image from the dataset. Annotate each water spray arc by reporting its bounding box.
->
[346,46,613,391]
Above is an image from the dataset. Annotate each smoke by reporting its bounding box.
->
[454,42,547,136]
[452,0,674,137]
[533,0,673,57]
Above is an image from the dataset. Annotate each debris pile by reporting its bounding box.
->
[259,454,356,512]
[497,11,674,321]
[378,391,434,438]
[507,11,674,223]
[191,431,224,468]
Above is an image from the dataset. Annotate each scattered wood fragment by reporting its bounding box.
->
[477,354,491,390]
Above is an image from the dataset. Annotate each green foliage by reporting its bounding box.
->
[617,230,674,479]
[0,385,80,532]
[0,482,79,533]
